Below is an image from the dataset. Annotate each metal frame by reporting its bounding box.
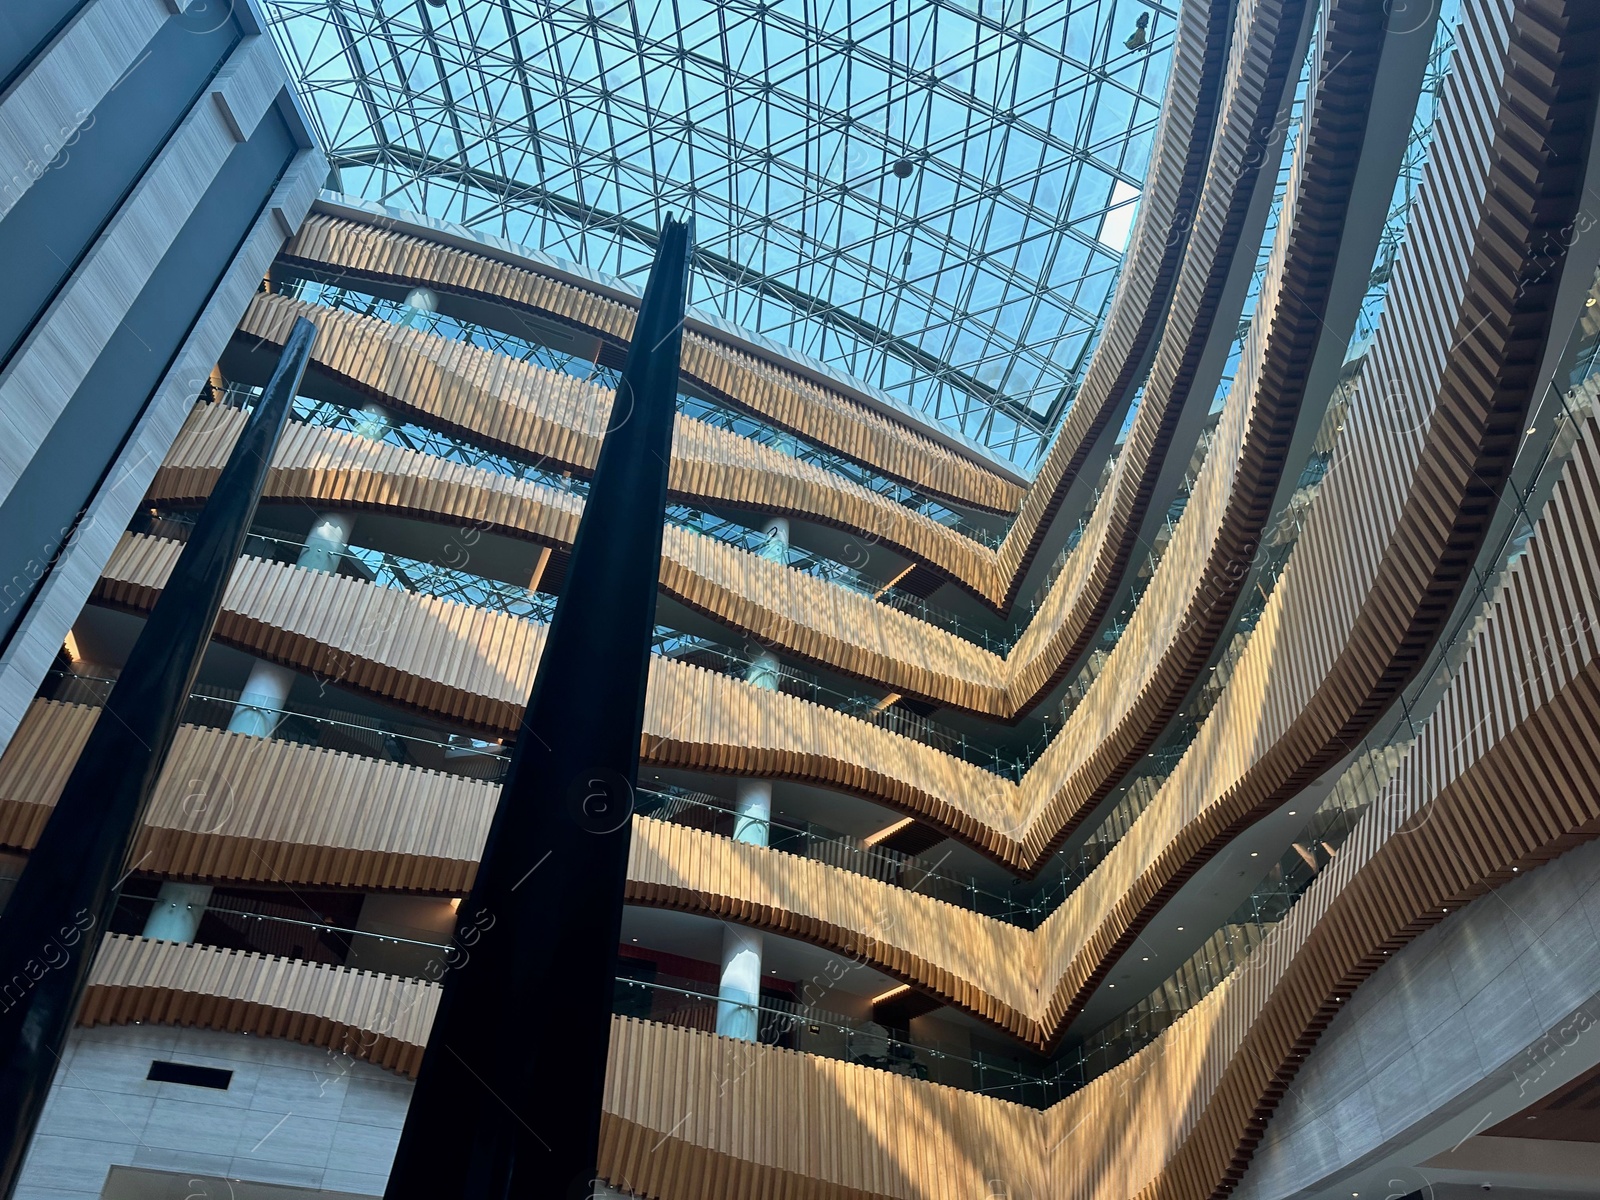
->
[260,0,1177,466]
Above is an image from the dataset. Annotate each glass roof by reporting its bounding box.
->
[260,0,1176,468]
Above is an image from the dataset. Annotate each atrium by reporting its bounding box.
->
[0,0,1597,1197]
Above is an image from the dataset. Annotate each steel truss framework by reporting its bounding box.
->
[260,0,1177,467]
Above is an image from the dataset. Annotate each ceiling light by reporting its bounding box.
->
[891,158,915,179]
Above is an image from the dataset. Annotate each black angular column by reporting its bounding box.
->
[0,317,316,1198]
[385,217,694,1200]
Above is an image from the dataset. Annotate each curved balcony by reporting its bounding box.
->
[27,348,1600,1055]
[234,290,1005,599]
[279,214,1024,517]
[66,496,1600,1199]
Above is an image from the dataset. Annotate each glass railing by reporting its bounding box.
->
[279,276,1006,548]
[647,628,1033,778]
[248,387,1019,653]
[132,513,1035,777]
[1058,256,1600,1095]
[613,973,1066,1106]
[1064,742,1402,1083]
[284,278,624,387]
[634,784,1047,925]
[280,388,593,499]
[38,669,510,782]
[663,504,1018,653]
[103,884,1069,1106]
[675,392,1007,548]
[39,668,1045,925]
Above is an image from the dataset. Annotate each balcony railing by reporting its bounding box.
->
[101,886,1072,1107]
[278,276,1006,547]
[140,510,1034,775]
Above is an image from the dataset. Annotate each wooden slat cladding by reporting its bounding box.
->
[987,0,1395,862]
[1024,0,1600,1054]
[53,0,1600,1196]
[0,701,496,893]
[89,533,1030,863]
[0,710,1038,1036]
[60,375,1600,1193]
[66,507,1600,1200]
[996,0,1313,710]
[279,217,1022,516]
[161,0,1370,845]
[235,291,1006,602]
[79,934,436,1078]
[994,0,1232,606]
[77,938,1044,1199]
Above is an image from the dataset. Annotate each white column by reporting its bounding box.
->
[227,660,295,736]
[716,924,763,1041]
[734,779,771,848]
[744,650,781,692]
[224,401,389,736]
[298,511,356,575]
[226,509,355,735]
[726,635,780,1034]
[401,287,438,328]
[351,402,392,441]
[141,882,212,943]
[757,515,790,565]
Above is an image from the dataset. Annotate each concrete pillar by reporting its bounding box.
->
[141,882,212,943]
[733,779,771,848]
[757,515,790,565]
[716,924,763,1041]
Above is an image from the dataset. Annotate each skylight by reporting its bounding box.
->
[261,0,1176,468]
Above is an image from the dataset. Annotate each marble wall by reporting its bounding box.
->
[16,1024,409,1200]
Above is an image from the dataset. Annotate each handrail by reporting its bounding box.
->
[140,509,1034,776]
[103,886,1071,1106]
